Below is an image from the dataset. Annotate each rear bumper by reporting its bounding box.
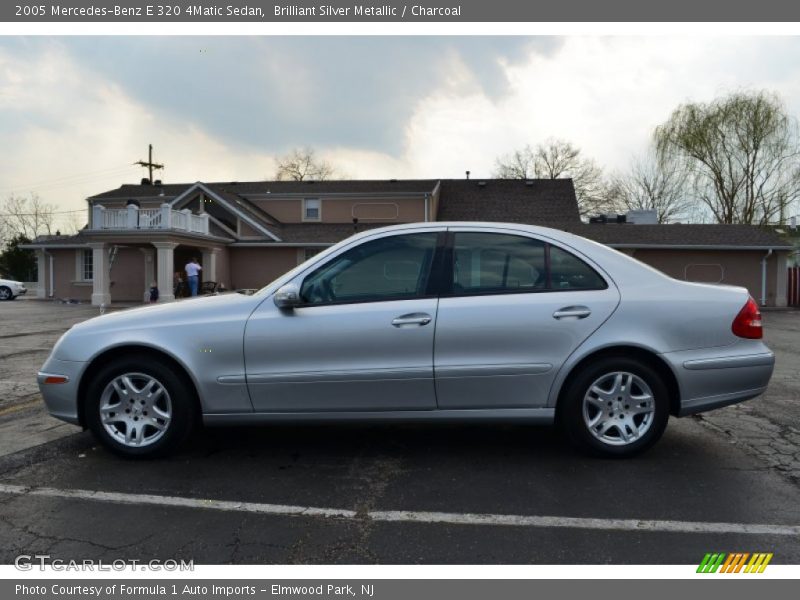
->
[661,346,775,417]
[677,386,768,416]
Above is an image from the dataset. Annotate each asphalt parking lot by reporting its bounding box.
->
[1,298,799,564]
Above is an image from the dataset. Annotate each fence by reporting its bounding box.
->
[788,266,800,306]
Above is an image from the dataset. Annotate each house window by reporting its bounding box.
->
[80,249,93,281]
[303,198,321,221]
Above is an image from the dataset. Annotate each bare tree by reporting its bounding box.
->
[493,145,538,179]
[57,210,87,236]
[273,147,336,181]
[606,152,692,223]
[493,138,614,216]
[654,90,800,225]
[0,193,56,243]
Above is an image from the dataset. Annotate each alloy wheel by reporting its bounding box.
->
[99,372,172,447]
[582,371,655,446]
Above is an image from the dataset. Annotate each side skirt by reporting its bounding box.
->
[203,408,555,426]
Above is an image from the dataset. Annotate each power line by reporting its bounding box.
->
[0,209,85,217]
[0,165,139,193]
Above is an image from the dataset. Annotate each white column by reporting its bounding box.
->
[153,242,178,302]
[127,204,139,229]
[160,203,172,229]
[141,247,155,302]
[36,250,47,298]
[92,204,105,230]
[201,247,220,282]
[89,243,111,306]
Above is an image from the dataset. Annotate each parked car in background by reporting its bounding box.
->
[0,276,27,300]
[36,222,774,458]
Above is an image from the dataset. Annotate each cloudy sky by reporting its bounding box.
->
[2,35,800,229]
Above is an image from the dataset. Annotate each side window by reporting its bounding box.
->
[452,233,546,295]
[549,246,606,290]
[300,233,438,305]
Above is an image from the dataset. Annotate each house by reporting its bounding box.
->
[23,178,792,306]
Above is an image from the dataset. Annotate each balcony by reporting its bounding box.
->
[91,203,209,235]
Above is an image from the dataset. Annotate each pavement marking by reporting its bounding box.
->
[1,482,799,536]
[0,398,40,417]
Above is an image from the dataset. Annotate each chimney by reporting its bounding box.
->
[465,171,470,180]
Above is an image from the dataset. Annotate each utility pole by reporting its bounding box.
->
[134,144,164,183]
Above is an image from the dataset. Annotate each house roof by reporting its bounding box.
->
[81,179,793,251]
[436,179,581,226]
[566,223,793,250]
[21,233,87,248]
[88,179,441,200]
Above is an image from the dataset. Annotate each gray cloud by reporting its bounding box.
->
[47,37,559,155]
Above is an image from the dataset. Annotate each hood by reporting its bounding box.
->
[70,293,260,334]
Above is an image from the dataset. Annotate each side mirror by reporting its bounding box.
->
[273,283,302,309]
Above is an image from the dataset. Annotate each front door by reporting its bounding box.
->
[244,230,443,412]
[434,229,621,409]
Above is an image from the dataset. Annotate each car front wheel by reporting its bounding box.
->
[560,357,669,457]
[85,357,195,458]
[0,287,12,301]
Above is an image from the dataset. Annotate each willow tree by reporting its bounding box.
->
[654,91,800,225]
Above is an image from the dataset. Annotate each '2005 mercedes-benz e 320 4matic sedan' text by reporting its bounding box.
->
[37,222,774,458]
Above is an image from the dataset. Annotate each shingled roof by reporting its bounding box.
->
[436,179,581,226]
[84,178,793,250]
[88,179,440,200]
[566,223,792,249]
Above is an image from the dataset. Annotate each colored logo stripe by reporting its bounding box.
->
[697,553,726,573]
[697,552,772,573]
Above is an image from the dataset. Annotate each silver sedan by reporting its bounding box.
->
[37,222,775,458]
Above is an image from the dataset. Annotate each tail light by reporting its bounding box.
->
[732,296,763,339]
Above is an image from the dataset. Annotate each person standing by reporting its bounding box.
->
[185,257,202,297]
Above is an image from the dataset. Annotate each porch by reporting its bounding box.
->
[91,203,210,235]
[34,238,227,306]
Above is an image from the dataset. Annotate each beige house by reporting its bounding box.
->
[23,178,792,306]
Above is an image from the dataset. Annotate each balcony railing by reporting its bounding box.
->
[91,204,209,235]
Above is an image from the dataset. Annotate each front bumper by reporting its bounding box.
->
[661,346,775,417]
[16,287,27,296]
[37,357,87,425]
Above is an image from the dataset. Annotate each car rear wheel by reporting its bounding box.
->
[0,287,12,301]
[85,357,195,458]
[559,357,669,457]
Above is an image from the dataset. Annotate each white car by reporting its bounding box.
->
[0,276,27,301]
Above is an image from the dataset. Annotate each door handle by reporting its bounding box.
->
[553,306,592,320]
[392,313,432,327]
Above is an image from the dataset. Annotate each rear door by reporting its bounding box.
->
[433,228,620,409]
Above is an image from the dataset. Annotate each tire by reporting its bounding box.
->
[84,357,196,458]
[0,287,12,301]
[559,356,669,458]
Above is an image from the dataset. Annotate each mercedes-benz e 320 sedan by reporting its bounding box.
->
[38,222,774,458]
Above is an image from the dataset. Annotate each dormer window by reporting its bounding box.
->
[303,198,321,221]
